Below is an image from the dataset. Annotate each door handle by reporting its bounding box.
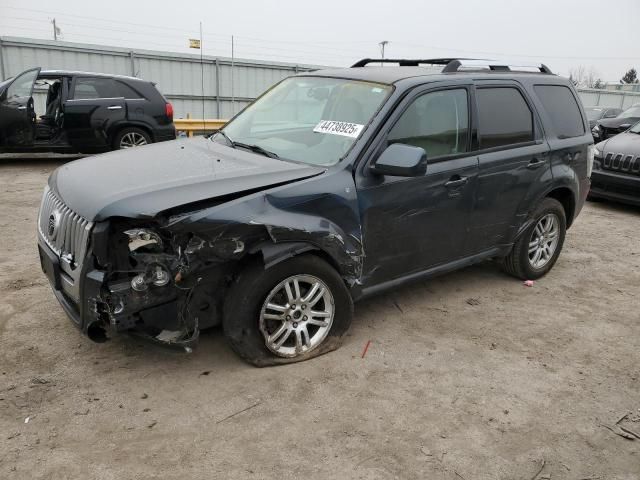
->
[444,175,468,188]
[17,106,27,110]
[107,105,123,110]
[526,157,546,170]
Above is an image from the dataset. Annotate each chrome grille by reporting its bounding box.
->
[602,152,640,176]
[38,186,93,265]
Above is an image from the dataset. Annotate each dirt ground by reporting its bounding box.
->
[0,158,639,480]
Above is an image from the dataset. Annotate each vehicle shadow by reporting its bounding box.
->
[101,259,508,371]
[586,197,640,215]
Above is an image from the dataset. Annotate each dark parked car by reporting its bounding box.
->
[0,68,175,153]
[592,103,640,142]
[584,106,622,130]
[37,58,592,365]
[590,121,640,206]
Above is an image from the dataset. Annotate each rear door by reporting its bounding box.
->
[469,82,552,251]
[63,76,126,149]
[0,67,40,147]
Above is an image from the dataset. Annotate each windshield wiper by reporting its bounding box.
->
[212,130,279,159]
[212,130,234,146]
[232,141,280,159]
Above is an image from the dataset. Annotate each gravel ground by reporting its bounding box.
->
[0,158,639,480]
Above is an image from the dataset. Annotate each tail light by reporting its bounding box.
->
[165,103,174,121]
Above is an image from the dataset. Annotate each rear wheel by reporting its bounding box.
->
[501,197,566,280]
[223,254,353,366]
[113,127,151,150]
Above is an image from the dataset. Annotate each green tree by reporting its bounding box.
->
[621,68,638,84]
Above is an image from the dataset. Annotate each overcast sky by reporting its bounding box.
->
[2,0,639,82]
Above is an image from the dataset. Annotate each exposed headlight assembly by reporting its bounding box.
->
[124,228,163,252]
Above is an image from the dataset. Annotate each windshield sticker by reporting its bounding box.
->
[313,120,365,138]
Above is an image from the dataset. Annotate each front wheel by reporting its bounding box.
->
[501,197,567,280]
[223,254,353,366]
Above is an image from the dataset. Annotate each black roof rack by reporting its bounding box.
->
[351,58,467,68]
[351,58,553,74]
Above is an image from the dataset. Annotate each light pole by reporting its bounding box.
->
[379,40,389,66]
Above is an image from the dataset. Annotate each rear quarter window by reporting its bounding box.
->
[534,85,585,138]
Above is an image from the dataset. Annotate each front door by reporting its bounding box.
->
[0,67,40,148]
[63,76,126,149]
[357,85,479,286]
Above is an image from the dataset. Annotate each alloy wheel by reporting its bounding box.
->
[259,274,335,358]
[119,132,148,148]
[528,213,560,269]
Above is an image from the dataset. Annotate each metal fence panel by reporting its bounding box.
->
[0,36,323,118]
[577,88,640,109]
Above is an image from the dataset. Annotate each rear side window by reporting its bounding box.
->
[72,78,119,99]
[534,85,585,138]
[477,87,534,149]
[116,81,144,99]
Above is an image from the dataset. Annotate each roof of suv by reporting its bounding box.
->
[305,59,559,85]
[39,70,146,82]
[308,66,559,85]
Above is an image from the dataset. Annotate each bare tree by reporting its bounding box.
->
[569,66,585,87]
[569,65,602,88]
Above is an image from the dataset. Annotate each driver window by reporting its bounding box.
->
[388,89,469,159]
[7,69,39,99]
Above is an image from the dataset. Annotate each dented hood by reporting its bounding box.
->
[50,137,325,221]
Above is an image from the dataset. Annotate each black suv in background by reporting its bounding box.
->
[592,103,640,142]
[591,121,640,206]
[37,58,592,365]
[0,68,175,153]
[584,106,622,130]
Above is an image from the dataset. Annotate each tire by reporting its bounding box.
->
[223,254,353,366]
[113,127,151,150]
[501,197,567,280]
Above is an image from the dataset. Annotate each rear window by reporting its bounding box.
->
[73,78,119,99]
[534,85,585,138]
[477,87,534,149]
[72,78,144,100]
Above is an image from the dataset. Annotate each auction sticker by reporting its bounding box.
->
[313,120,364,138]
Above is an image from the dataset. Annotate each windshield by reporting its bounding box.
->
[217,77,392,166]
[585,107,604,121]
[0,76,15,92]
[620,105,640,118]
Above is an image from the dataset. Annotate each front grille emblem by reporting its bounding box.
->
[48,210,61,239]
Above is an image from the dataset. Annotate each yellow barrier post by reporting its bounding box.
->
[174,118,227,137]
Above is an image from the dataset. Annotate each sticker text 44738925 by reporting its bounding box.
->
[313,120,365,139]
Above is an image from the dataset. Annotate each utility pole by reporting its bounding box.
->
[200,22,205,131]
[231,35,235,115]
[52,18,58,41]
[379,40,389,66]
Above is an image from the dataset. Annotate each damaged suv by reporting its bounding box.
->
[38,58,592,365]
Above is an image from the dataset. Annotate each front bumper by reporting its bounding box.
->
[590,169,640,206]
[37,234,105,333]
[38,231,197,346]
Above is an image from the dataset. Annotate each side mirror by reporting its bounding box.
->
[371,143,427,177]
[619,123,632,131]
